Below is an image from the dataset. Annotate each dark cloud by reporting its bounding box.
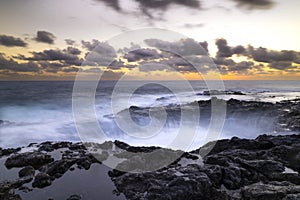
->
[95,0,200,19]
[214,39,300,69]
[215,38,233,57]
[199,41,209,53]
[39,61,66,69]
[139,55,213,74]
[232,45,246,54]
[101,70,125,80]
[268,61,295,70]
[16,47,83,67]
[23,49,78,61]
[35,31,56,44]
[145,38,208,56]
[216,39,248,58]
[213,57,256,74]
[83,41,117,66]
[233,0,275,10]
[228,61,254,72]
[213,57,235,66]
[107,60,129,70]
[62,67,79,73]
[0,54,39,72]
[65,39,76,46]
[0,35,27,47]
[247,46,299,63]
[95,0,120,11]
[81,39,101,51]
[66,47,81,55]
[124,48,163,62]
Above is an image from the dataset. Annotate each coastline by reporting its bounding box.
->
[1,133,300,200]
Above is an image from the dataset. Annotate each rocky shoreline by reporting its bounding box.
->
[115,98,300,134]
[0,133,300,200]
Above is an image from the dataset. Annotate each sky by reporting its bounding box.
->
[0,0,300,80]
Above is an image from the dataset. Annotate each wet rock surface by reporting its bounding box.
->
[114,98,300,133]
[0,134,299,199]
[109,134,300,200]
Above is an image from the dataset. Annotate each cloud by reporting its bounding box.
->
[0,35,27,47]
[65,39,76,45]
[214,39,300,71]
[95,0,200,19]
[145,38,208,56]
[232,45,246,54]
[183,23,204,29]
[81,39,101,51]
[35,31,56,44]
[215,38,233,57]
[0,54,40,72]
[213,57,235,66]
[247,46,299,63]
[228,61,254,72]
[23,49,78,61]
[66,47,81,55]
[233,0,275,10]
[213,57,256,74]
[199,41,209,53]
[16,47,83,67]
[101,70,125,80]
[95,0,121,11]
[124,48,163,62]
[139,54,213,74]
[268,61,296,70]
[62,67,79,73]
[83,41,117,66]
[139,63,169,72]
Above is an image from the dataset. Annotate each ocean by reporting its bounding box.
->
[1,80,299,149]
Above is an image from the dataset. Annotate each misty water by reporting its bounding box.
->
[0,80,300,150]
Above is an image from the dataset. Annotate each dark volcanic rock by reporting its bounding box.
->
[18,166,35,178]
[109,134,300,200]
[0,181,22,200]
[242,182,300,200]
[1,132,300,200]
[32,173,52,188]
[5,152,54,169]
[40,159,74,177]
[66,194,82,200]
[0,147,21,157]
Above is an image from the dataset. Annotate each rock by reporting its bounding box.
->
[40,159,74,177]
[200,90,246,96]
[0,147,21,157]
[66,194,82,200]
[242,182,300,200]
[32,173,52,188]
[5,152,54,169]
[0,181,22,200]
[19,186,33,193]
[1,132,300,199]
[11,176,33,188]
[18,166,35,178]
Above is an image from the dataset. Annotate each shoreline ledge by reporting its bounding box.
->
[0,133,300,200]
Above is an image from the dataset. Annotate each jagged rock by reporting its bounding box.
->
[0,147,21,157]
[18,166,35,178]
[66,194,82,200]
[0,181,22,200]
[242,182,300,200]
[40,159,74,177]
[5,152,54,169]
[32,173,52,188]
[1,133,300,199]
